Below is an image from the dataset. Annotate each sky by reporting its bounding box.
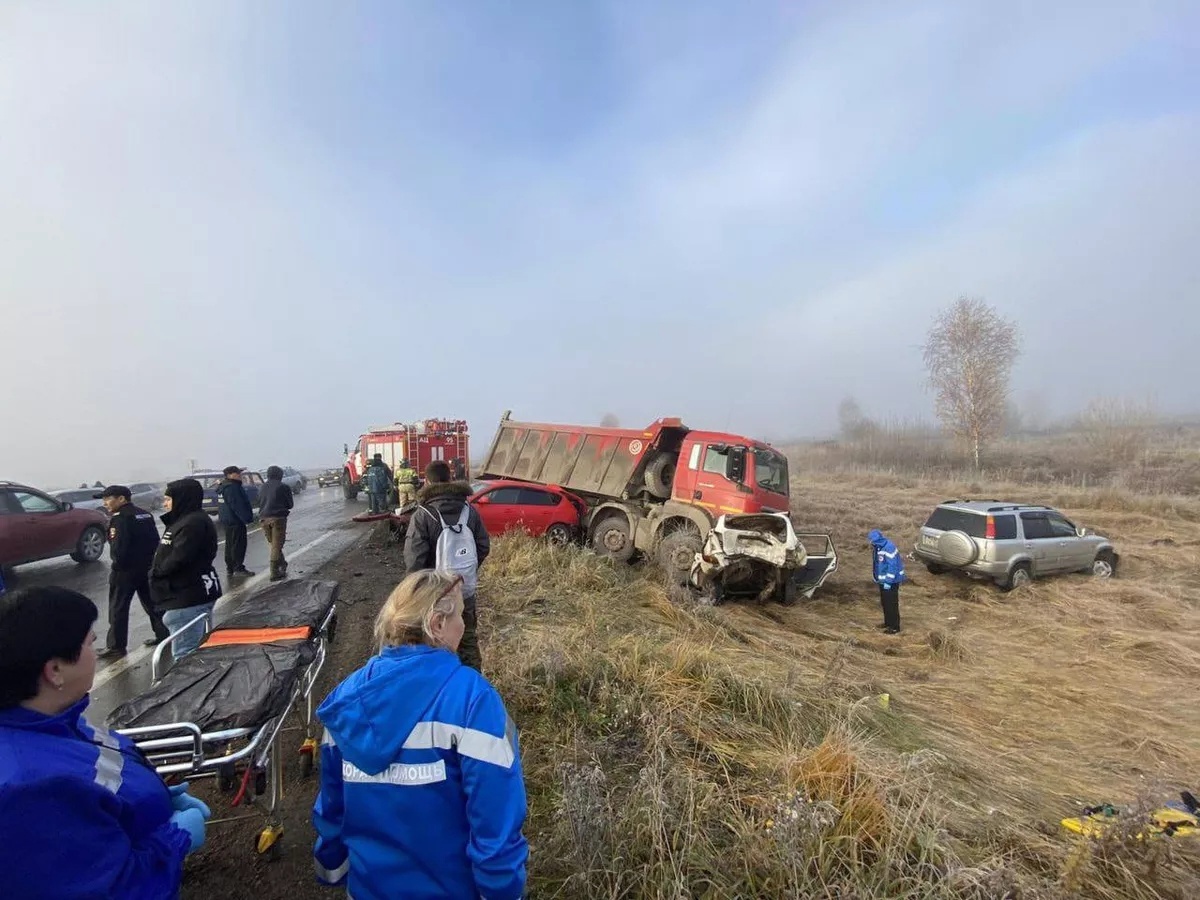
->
[2,1,1198,487]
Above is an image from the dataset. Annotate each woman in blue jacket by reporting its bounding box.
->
[313,570,529,900]
[0,586,210,899]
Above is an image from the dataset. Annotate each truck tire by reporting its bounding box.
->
[658,526,703,585]
[591,515,635,563]
[937,530,978,567]
[341,471,358,501]
[643,454,675,499]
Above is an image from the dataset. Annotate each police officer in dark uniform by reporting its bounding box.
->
[96,485,168,659]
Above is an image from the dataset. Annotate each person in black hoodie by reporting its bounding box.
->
[257,466,294,582]
[403,461,490,671]
[150,478,221,660]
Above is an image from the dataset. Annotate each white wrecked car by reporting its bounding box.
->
[689,513,838,605]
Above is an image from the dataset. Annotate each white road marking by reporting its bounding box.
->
[91,531,336,691]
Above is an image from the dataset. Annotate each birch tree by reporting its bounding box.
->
[922,297,1020,470]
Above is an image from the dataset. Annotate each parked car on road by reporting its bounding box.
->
[192,470,264,517]
[129,482,165,510]
[280,467,307,493]
[913,499,1119,590]
[0,481,109,570]
[49,488,109,516]
[468,479,586,545]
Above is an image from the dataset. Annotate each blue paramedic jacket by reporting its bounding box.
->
[0,696,190,900]
[313,644,528,900]
[869,529,906,587]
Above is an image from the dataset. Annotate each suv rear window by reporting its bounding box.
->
[924,507,986,537]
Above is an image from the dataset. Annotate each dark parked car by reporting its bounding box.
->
[0,481,109,570]
[316,469,342,488]
[191,470,265,517]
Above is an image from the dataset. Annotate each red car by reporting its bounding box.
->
[468,479,585,545]
[0,481,110,570]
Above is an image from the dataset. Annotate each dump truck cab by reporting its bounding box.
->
[671,434,791,517]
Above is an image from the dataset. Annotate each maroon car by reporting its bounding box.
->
[0,481,109,571]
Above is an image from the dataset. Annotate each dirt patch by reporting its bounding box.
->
[179,526,402,899]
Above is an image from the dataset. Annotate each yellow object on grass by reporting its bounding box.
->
[1061,805,1197,840]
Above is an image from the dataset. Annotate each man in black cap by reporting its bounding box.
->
[96,485,169,659]
[216,466,255,580]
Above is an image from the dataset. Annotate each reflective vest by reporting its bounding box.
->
[395,467,417,486]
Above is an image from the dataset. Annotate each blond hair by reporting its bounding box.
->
[374,570,462,650]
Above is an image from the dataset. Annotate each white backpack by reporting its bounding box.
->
[427,504,479,596]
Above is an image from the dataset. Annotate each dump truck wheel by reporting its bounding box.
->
[643,454,675,499]
[591,515,634,563]
[659,527,703,585]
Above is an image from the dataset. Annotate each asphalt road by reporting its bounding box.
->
[7,485,368,725]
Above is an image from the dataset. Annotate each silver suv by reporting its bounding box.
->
[913,500,1119,590]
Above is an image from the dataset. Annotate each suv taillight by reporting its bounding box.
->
[985,515,996,540]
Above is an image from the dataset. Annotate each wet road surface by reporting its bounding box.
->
[6,486,372,725]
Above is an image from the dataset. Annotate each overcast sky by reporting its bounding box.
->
[2,1,1198,487]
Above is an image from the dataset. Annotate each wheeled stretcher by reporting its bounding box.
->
[108,579,339,857]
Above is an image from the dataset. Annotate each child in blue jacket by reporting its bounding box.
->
[313,569,528,900]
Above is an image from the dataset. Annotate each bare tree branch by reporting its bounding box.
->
[922,297,1020,469]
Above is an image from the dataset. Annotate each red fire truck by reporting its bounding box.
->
[341,419,469,500]
[476,411,837,594]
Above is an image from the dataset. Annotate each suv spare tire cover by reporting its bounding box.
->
[938,530,978,567]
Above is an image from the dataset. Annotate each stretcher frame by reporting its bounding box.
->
[114,603,337,857]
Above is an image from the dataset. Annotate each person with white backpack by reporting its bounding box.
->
[403,461,490,670]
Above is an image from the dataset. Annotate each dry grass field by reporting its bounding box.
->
[479,464,1200,898]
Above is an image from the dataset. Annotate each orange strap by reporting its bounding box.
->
[202,626,313,647]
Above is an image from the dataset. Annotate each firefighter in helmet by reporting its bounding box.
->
[394,458,418,509]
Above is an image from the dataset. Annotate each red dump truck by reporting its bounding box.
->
[477,411,837,598]
[341,419,469,500]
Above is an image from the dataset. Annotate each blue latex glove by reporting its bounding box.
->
[170,807,207,854]
[168,782,212,819]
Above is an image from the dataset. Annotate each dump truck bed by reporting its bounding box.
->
[479,416,670,499]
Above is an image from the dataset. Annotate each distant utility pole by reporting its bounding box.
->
[188,458,197,473]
